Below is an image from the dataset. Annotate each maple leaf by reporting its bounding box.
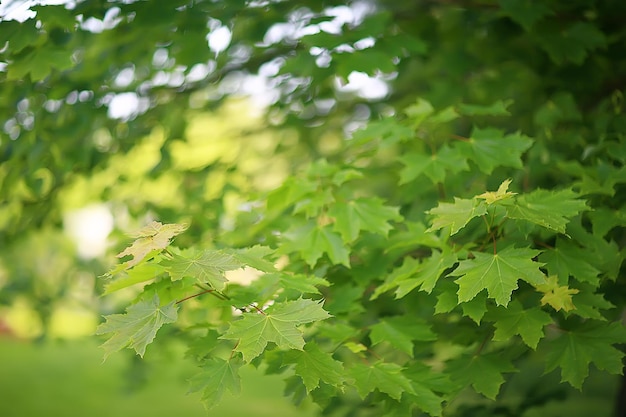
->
[349,361,416,401]
[161,248,243,290]
[448,353,517,399]
[221,298,331,362]
[116,221,188,269]
[457,99,513,116]
[476,178,517,205]
[426,198,487,235]
[276,273,330,295]
[460,292,488,324]
[369,317,436,357]
[534,275,579,312]
[95,295,178,359]
[188,357,242,410]
[351,118,414,146]
[403,363,452,417]
[500,0,553,30]
[452,247,545,306]
[104,261,167,294]
[328,197,402,242]
[571,287,614,320]
[397,249,458,297]
[505,188,588,234]
[543,321,626,388]
[283,342,345,392]
[455,127,533,174]
[539,238,601,286]
[281,222,350,267]
[485,300,553,349]
[226,245,277,272]
[398,145,468,184]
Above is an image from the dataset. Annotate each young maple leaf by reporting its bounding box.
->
[220,298,331,362]
[95,295,178,359]
[476,178,517,205]
[534,275,579,312]
[116,221,188,269]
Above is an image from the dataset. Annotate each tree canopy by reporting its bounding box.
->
[1,0,626,416]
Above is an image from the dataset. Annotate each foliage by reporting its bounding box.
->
[1,0,626,416]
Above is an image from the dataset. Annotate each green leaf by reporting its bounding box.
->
[161,248,242,290]
[0,20,40,53]
[403,363,452,416]
[275,273,330,295]
[335,49,396,78]
[499,0,553,31]
[403,98,434,127]
[7,47,74,82]
[539,22,606,65]
[457,99,513,116]
[188,358,242,410]
[282,222,350,267]
[449,353,517,399]
[460,292,488,324]
[221,298,331,362]
[371,249,457,300]
[455,127,533,174]
[33,5,77,29]
[369,317,436,357]
[539,238,600,286]
[283,342,345,392]
[116,222,188,269]
[452,247,545,306]
[543,321,626,388]
[486,300,552,349]
[227,245,277,272]
[534,275,579,312]
[506,189,588,234]
[349,362,416,401]
[104,261,166,294]
[267,177,319,213]
[435,286,459,314]
[427,198,487,235]
[571,287,615,320]
[328,197,402,243]
[351,118,414,146]
[398,146,469,184]
[95,295,178,359]
[476,178,517,205]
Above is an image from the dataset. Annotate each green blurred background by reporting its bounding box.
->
[0,337,320,417]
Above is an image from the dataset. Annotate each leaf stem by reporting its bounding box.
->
[229,341,240,360]
[473,332,492,356]
[194,283,231,300]
[451,134,470,142]
[249,303,267,315]
[176,289,215,304]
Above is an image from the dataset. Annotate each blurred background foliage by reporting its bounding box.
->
[1,0,625,416]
